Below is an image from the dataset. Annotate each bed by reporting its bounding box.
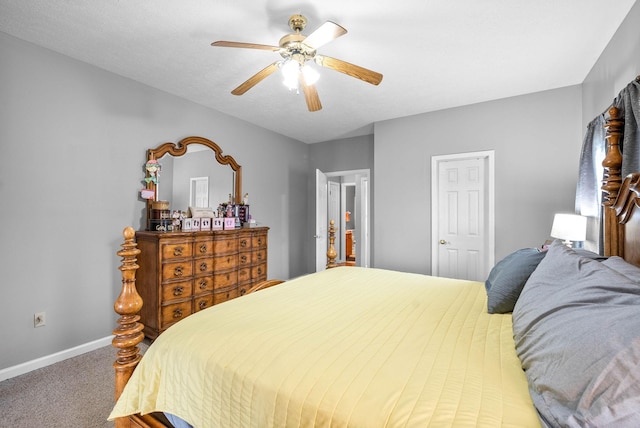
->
[109,106,640,427]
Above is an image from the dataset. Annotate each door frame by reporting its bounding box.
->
[431,151,495,278]
[316,169,370,270]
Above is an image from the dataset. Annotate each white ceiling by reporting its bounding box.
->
[0,1,636,143]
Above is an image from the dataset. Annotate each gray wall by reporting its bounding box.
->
[373,86,583,273]
[0,32,309,370]
[582,2,640,126]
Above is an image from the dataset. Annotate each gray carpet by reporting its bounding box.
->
[0,343,147,428]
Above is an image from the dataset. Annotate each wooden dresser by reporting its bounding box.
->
[135,227,268,339]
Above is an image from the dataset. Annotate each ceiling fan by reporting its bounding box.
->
[211,14,383,112]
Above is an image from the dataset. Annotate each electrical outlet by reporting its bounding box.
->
[34,312,46,327]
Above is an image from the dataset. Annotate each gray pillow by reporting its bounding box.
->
[602,256,640,282]
[512,242,640,427]
[485,248,546,313]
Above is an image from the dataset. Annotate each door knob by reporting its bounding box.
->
[439,239,447,245]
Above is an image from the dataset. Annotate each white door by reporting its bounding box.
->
[315,169,328,271]
[190,177,209,208]
[432,152,494,281]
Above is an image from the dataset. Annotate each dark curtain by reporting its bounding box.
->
[614,79,640,178]
[575,115,606,252]
[575,77,640,253]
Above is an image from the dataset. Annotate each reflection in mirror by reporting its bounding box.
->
[156,146,234,211]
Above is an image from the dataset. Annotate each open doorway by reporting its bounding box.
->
[316,169,370,270]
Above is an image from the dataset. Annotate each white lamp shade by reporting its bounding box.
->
[550,213,587,242]
[281,60,299,89]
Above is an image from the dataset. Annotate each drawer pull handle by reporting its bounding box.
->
[199,244,207,253]
[200,262,207,271]
[199,279,207,289]
[240,239,248,247]
[240,255,247,263]
[173,286,183,296]
[257,238,263,245]
[257,253,263,261]
[174,266,184,277]
[240,288,246,295]
[257,267,263,275]
[226,273,230,280]
[173,308,183,319]
[173,247,183,257]
[199,300,207,309]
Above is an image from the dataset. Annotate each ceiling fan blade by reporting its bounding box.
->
[315,55,383,86]
[231,62,280,96]
[302,21,347,50]
[299,72,322,112]
[212,41,280,51]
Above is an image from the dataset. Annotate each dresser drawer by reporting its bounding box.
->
[252,234,267,248]
[161,301,192,329]
[251,249,267,264]
[251,263,267,280]
[194,239,214,257]
[160,242,192,260]
[213,287,239,305]
[238,252,251,266]
[237,267,251,284]
[194,275,214,294]
[212,270,237,289]
[213,253,237,270]
[162,261,193,280]
[238,235,251,250]
[238,282,250,297]
[213,237,238,254]
[194,293,214,312]
[194,258,214,275]
[161,280,193,302]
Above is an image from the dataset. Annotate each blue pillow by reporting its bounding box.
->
[485,248,546,313]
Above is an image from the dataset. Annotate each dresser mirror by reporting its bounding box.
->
[145,136,242,216]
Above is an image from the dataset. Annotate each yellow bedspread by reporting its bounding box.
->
[110,267,540,427]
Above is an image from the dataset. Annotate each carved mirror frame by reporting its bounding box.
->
[145,135,242,221]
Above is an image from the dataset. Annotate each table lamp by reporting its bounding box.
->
[550,213,587,247]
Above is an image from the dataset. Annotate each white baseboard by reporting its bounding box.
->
[0,335,113,382]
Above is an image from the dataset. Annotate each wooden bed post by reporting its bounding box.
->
[113,227,144,428]
[602,106,624,257]
[326,219,338,268]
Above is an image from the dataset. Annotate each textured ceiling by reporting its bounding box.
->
[0,1,636,143]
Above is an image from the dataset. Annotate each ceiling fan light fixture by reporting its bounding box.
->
[302,64,319,85]
[281,59,300,90]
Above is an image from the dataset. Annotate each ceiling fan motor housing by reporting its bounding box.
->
[288,14,307,32]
